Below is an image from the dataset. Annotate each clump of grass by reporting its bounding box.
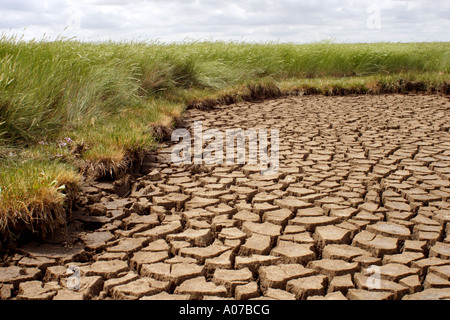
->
[0,159,80,244]
[0,36,448,244]
[0,37,142,145]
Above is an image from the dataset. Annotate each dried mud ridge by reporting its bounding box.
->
[1,94,450,300]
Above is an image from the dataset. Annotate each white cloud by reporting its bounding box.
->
[0,0,448,42]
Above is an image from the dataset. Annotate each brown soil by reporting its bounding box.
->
[1,94,449,301]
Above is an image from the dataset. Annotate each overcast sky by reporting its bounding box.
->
[0,0,448,43]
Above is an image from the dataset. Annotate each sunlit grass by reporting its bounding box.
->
[0,159,80,242]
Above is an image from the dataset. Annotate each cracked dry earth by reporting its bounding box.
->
[2,94,450,301]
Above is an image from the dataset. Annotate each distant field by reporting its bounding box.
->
[0,36,449,244]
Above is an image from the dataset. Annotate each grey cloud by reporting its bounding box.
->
[0,0,448,42]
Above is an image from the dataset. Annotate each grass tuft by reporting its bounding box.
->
[0,159,80,244]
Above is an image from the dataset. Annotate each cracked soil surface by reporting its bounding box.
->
[1,94,450,300]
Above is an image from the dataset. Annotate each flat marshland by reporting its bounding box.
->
[0,37,448,244]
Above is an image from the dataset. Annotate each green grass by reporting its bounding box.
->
[0,36,449,244]
[0,158,80,243]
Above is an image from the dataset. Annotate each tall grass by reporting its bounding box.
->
[1,38,448,145]
[0,158,79,243]
[0,38,142,144]
[0,36,448,244]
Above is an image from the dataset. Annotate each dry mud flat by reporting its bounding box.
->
[1,94,450,301]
